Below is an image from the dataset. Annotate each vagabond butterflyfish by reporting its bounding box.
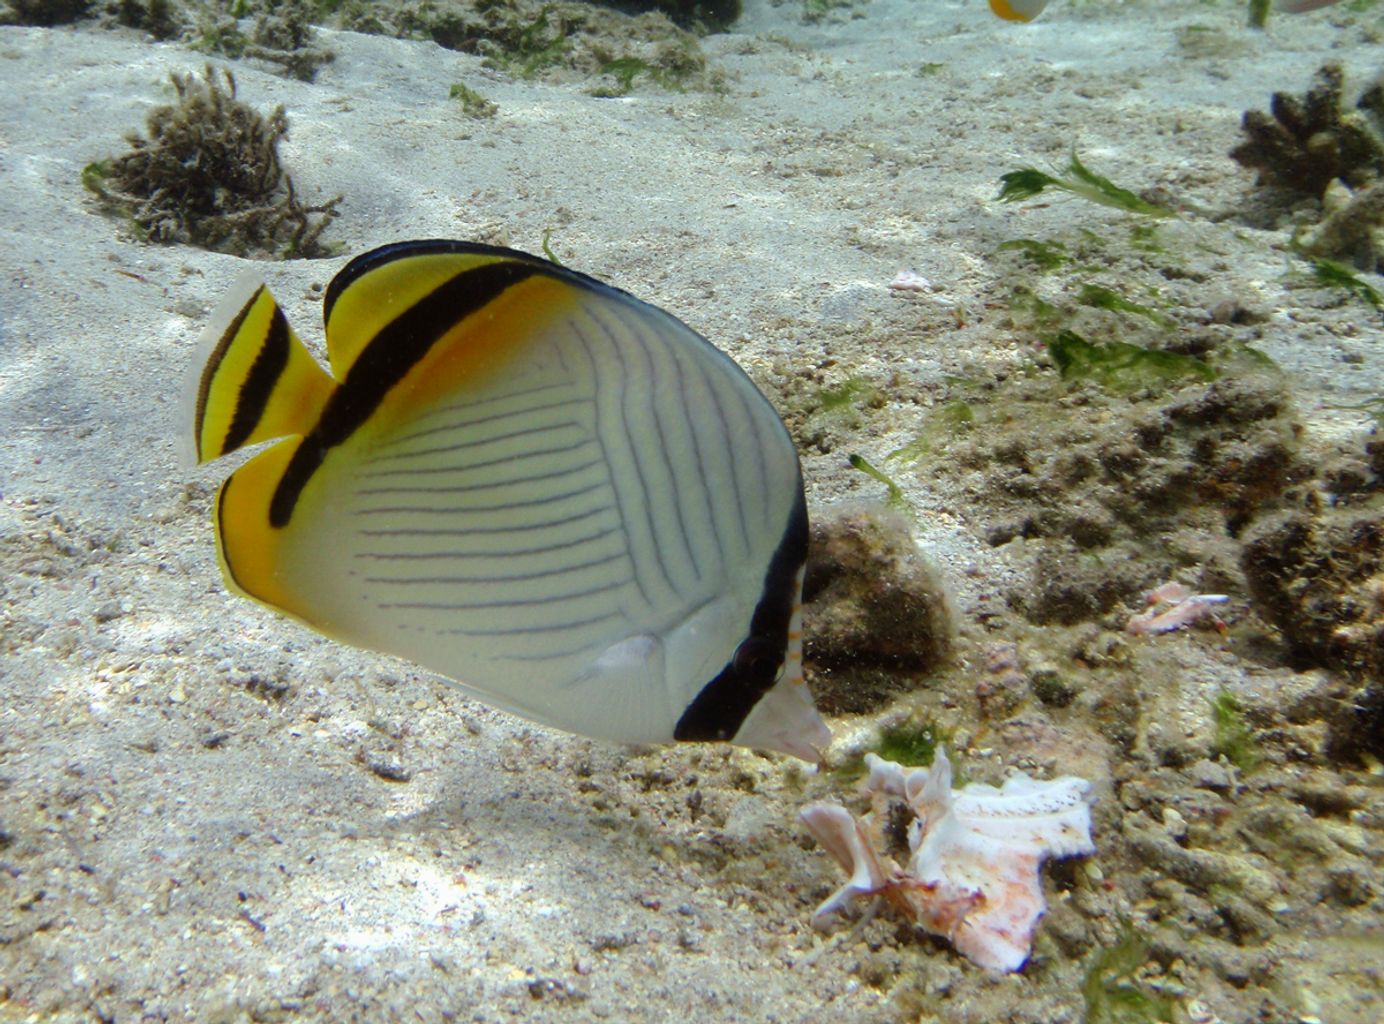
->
[185,240,832,762]
[987,0,1049,21]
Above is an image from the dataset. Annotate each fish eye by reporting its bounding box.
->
[733,636,782,681]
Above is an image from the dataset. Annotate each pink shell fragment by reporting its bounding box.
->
[1126,585,1229,636]
[888,270,931,292]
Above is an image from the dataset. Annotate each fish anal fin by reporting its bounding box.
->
[184,273,335,465]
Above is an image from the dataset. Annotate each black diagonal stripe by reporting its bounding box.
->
[269,260,547,528]
[195,284,262,456]
[221,300,290,456]
[674,483,808,743]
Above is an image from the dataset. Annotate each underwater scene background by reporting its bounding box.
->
[1,0,1382,1019]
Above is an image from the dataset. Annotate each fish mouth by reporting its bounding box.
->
[732,675,832,763]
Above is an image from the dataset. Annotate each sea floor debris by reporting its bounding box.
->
[800,746,1095,972]
[1125,581,1229,636]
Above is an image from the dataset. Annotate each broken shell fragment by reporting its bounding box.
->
[800,747,1095,972]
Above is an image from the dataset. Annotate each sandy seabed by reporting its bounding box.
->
[2,0,1383,1020]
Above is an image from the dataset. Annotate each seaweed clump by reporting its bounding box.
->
[114,0,183,39]
[242,0,337,81]
[801,505,953,715]
[181,0,336,81]
[1231,63,1384,271]
[347,0,709,93]
[1239,490,1384,764]
[85,66,340,258]
[2,0,91,23]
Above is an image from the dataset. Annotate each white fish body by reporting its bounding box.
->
[185,241,830,761]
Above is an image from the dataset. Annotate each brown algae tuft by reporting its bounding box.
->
[2,0,91,25]
[801,505,953,715]
[84,65,341,258]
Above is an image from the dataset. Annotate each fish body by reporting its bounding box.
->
[186,240,830,761]
[1271,0,1344,11]
[988,0,1050,21]
[987,0,1338,22]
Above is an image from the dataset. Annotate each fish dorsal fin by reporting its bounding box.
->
[321,241,558,380]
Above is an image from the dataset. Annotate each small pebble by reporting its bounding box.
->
[365,755,411,782]
[1162,806,1188,841]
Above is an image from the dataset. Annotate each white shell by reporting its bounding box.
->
[801,746,1096,972]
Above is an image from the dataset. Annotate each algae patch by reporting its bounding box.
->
[351,0,713,93]
[84,65,340,258]
[1081,930,1178,1024]
[801,505,953,715]
[1048,330,1217,392]
[450,81,499,118]
[830,720,946,782]
[1209,689,1259,771]
[998,151,1173,218]
[847,454,906,510]
[1306,257,1383,311]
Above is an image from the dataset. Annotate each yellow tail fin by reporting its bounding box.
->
[182,273,335,465]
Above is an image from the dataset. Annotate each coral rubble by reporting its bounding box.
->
[1232,63,1384,269]
[1240,494,1384,763]
[1230,63,1384,197]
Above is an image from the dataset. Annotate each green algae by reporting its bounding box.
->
[888,401,974,463]
[875,721,943,767]
[998,152,1173,218]
[832,720,947,781]
[1128,224,1164,252]
[1008,284,1065,328]
[541,226,565,265]
[1077,284,1176,328]
[1048,330,1217,392]
[817,377,878,412]
[599,56,658,92]
[1211,689,1260,770]
[847,454,906,510]
[998,237,1069,271]
[487,4,570,78]
[449,82,498,117]
[1081,930,1178,1024]
[1308,258,1383,311]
